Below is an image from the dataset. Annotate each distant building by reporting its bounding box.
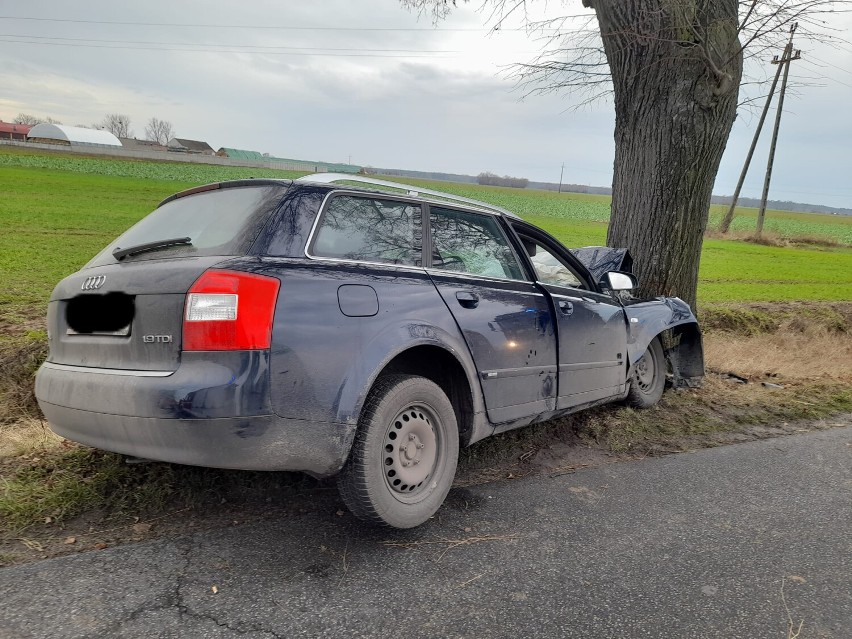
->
[27,123,122,147]
[0,121,31,141]
[119,137,168,152]
[217,147,266,160]
[168,138,215,155]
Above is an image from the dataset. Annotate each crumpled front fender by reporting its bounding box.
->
[624,297,704,388]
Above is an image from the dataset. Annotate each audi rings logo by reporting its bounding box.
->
[81,275,107,291]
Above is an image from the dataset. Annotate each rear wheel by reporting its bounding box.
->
[626,337,665,408]
[337,374,459,528]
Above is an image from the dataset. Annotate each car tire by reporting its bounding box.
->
[337,374,459,529]
[625,337,665,408]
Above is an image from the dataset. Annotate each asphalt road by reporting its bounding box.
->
[1,424,850,639]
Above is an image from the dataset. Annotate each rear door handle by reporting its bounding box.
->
[558,300,574,315]
[456,291,479,309]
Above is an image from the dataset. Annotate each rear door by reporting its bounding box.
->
[426,206,557,424]
[512,224,629,408]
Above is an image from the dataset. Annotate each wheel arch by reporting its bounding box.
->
[378,345,478,447]
[333,323,490,449]
[623,297,704,388]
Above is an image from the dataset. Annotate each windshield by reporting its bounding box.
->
[86,184,288,267]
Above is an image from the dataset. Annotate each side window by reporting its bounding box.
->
[522,236,586,289]
[429,207,524,280]
[311,195,422,266]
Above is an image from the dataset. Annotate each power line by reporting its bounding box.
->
[0,38,461,58]
[799,59,852,89]
[0,15,553,32]
[809,54,852,76]
[0,33,462,53]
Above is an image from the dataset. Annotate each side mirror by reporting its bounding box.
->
[602,271,637,291]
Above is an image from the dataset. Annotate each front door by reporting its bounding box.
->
[426,206,557,424]
[514,228,629,409]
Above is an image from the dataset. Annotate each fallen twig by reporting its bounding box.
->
[337,540,349,587]
[16,537,44,552]
[548,468,576,478]
[80,507,193,537]
[455,572,486,589]
[781,576,804,639]
[381,534,520,562]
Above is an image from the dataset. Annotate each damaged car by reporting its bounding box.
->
[35,174,703,528]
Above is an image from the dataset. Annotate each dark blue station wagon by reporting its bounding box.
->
[35,174,703,528]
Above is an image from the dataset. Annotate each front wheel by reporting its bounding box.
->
[625,337,666,408]
[337,374,459,528]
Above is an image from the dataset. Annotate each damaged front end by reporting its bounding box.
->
[570,246,704,389]
[570,246,634,281]
[623,296,704,389]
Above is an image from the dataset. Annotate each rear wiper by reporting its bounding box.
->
[113,237,192,261]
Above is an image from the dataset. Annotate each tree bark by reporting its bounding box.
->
[592,0,742,309]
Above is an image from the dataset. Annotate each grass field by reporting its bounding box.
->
[0,148,304,326]
[1,145,851,329]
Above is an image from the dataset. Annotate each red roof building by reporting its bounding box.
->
[0,121,32,141]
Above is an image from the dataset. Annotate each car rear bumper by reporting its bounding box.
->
[35,351,273,419]
[35,356,356,476]
[38,401,354,475]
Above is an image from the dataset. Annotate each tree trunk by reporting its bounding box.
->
[589,0,742,309]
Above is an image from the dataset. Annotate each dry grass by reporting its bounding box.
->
[704,329,852,380]
[0,419,62,459]
[0,333,48,425]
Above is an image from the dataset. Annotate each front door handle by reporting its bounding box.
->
[456,291,479,309]
[558,300,574,315]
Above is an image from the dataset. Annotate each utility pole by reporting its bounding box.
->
[558,163,564,193]
[756,24,801,236]
[721,24,800,235]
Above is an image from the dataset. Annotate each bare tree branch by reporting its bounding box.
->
[13,113,61,125]
[462,0,851,109]
[101,113,132,138]
[401,0,850,306]
[144,118,175,145]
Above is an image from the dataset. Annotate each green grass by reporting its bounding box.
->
[0,446,306,532]
[394,176,852,303]
[0,146,850,330]
[0,449,131,530]
[699,238,852,302]
[0,148,304,322]
[707,203,852,244]
[0,145,307,183]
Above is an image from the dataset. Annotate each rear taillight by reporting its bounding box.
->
[183,270,280,351]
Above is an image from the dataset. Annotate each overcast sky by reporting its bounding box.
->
[1,0,850,208]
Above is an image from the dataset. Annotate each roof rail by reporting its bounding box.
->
[296,173,519,219]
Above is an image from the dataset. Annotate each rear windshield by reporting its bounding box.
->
[86,185,287,267]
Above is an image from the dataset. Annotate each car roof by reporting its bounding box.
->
[163,174,521,220]
[296,174,521,219]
